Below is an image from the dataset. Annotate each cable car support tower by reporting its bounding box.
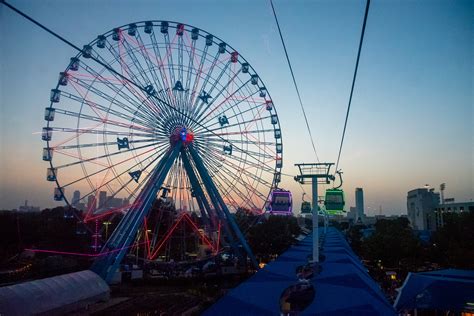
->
[294,163,335,264]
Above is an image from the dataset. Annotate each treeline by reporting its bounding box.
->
[349,211,474,272]
[235,209,302,263]
[0,207,121,264]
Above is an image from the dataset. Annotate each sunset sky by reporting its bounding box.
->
[0,0,472,215]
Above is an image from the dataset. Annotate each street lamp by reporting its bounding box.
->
[103,221,112,240]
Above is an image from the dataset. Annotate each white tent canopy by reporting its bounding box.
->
[0,270,109,315]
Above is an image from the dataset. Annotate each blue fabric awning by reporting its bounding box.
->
[394,269,474,312]
[204,228,396,315]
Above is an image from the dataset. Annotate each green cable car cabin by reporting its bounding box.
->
[324,189,345,215]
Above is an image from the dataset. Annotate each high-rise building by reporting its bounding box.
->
[355,188,364,222]
[87,195,96,212]
[72,190,81,207]
[98,191,107,208]
[406,188,440,231]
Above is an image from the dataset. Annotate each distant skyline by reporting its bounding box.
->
[1,0,472,214]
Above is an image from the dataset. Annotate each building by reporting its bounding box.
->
[18,200,40,212]
[98,191,107,208]
[72,190,81,207]
[108,197,123,209]
[346,206,357,221]
[406,188,440,231]
[434,200,474,228]
[87,195,96,212]
[355,188,364,223]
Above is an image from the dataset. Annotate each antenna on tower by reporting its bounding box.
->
[440,183,446,204]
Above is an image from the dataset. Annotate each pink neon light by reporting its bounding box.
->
[24,240,148,258]
[183,214,215,251]
[215,221,221,255]
[150,213,186,259]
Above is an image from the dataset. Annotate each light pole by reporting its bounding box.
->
[103,221,112,240]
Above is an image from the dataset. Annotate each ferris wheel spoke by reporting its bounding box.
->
[200,154,265,208]
[188,45,209,112]
[117,44,176,122]
[113,157,161,205]
[61,142,167,191]
[164,33,178,92]
[149,31,177,107]
[199,128,274,138]
[104,39,163,119]
[81,148,164,209]
[134,32,177,114]
[199,145,264,185]
[53,107,154,134]
[206,140,275,161]
[204,136,273,159]
[76,61,162,124]
[50,126,155,138]
[121,36,157,89]
[194,61,245,120]
[203,114,271,134]
[197,88,261,130]
[242,128,278,158]
[55,140,162,170]
[202,138,276,147]
[183,33,198,105]
[206,168,256,209]
[52,138,155,151]
[120,37,177,119]
[190,51,220,109]
[193,60,232,123]
[204,143,274,182]
[65,74,159,129]
[133,34,166,91]
[177,36,184,90]
[117,147,166,196]
[194,65,241,124]
[69,78,156,131]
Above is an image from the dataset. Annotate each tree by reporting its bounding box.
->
[362,218,422,269]
[246,215,301,262]
[430,212,474,269]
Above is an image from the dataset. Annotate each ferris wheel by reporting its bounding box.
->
[42,21,283,281]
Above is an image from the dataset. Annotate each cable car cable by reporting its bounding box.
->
[334,0,371,173]
[269,0,320,163]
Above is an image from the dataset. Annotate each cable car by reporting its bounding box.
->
[267,189,292,215]
[324,188,345,215]
[300,193,312,214]
[301,201,311,214]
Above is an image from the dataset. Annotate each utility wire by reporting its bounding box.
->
[269,0,320,162]
[0,0,265,166]
[334,0,371,173]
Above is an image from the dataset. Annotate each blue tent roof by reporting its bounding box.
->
[394,269,474,312]
[204,228,395,315]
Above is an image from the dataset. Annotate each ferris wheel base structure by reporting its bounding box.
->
[91,139,258,283]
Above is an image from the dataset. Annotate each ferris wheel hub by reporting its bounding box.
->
[170,126,194,145]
